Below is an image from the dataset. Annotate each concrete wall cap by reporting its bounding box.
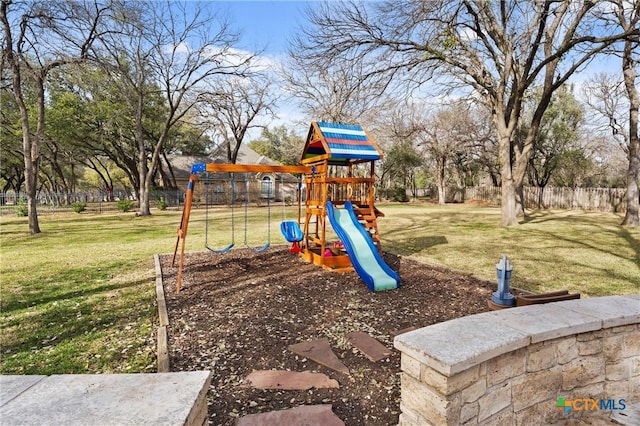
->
[394,295,640,376]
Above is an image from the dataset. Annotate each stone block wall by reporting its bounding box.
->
[394,295,640,425]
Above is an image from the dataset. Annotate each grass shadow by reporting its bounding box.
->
[0,264,146,313]
[0,276,153,372]
[385,235,448,256]
[618,226,640,265]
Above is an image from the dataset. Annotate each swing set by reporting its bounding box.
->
[172,121,399,293]
[172,163,313,292]
[204,174,276,254]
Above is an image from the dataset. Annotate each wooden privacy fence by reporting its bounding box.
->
[448,186,627,212]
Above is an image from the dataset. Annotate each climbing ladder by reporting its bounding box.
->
[350,203,384,253]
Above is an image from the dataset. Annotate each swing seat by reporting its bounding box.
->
[280,221,303,242]
[254,242,270,253]
[206,243,234,254]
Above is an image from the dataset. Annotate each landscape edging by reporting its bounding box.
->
[154,253,170,373]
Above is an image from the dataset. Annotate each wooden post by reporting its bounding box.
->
[173,173,197,293]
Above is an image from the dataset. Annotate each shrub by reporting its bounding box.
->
[116,199,134,213]
[156,199,168,211]
[15,200,27,217]
[392,187,409,202]
[72,202,87,213]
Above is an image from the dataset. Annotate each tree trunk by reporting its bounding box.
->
[498,131,519,226]
[163,152,179,188]
[516,185,526,218]
[138,147,151,214]
[621,38,639,227]
[436,155,446,205]
[26,77,49,233]
[135,85,151,216]
[12,65,40,232]
[623,147,639,226]
[500,180,519,226]
[537,186,546,209]
[24,150,41,233]
[19,108,40,233]
[139,115,172,216]
[139,170,152,216]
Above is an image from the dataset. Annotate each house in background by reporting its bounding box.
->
[167,144,302,206]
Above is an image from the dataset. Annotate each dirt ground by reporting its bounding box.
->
[159,246,498,425]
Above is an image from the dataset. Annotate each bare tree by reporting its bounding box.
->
[611,0,639,226]
[285,32,396,124]
[1,0,109,233]
[583,74,630,145]
[295,0,639,225]
[199,75,277,164]
[586,1,640,226]
[96,0,253,215]
[468,106,500,187]
[0,82,26,192]
[416,103,479,204]
[584,74,638,225]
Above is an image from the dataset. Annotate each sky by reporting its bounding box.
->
[209,1,311,57]
[183,1,626,138]
[198,1,316,134]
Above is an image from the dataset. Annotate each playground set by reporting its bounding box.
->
[172,121,400,293]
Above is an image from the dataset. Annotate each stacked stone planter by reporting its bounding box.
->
[394,295,640,425]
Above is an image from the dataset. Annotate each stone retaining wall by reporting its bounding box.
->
[394,295,640,425]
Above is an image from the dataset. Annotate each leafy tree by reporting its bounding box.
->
[553,149,597,188]
[44,64,214,194]
[166,116,214,156]
[1,0,109,233]
[381,141,423,199]
[82,162,129,193]
[43,85,89,195]
[35,66,134,194]
[248,125,305,165]
[525,85,584,207]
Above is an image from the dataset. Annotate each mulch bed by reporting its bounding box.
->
[159,246,497,425]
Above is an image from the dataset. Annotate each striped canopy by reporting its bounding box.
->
[302,121,383,164]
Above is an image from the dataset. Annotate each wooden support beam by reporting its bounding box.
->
[201,163,315,174]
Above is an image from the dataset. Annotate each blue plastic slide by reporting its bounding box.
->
[326,201,399,291]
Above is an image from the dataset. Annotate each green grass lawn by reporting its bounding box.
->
[0,204,638,375]
[379,204,640,296]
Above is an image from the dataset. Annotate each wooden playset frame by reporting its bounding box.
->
[172,121,386,292]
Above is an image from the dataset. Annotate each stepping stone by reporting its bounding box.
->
[288,339,350,375]
[346,331,391,362]
[237,404,345,426]
[240,370,339,390]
